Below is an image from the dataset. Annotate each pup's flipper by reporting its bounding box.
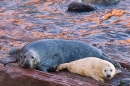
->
[91,72,104,82]
[56,63,69,71]
[115,69,121,74]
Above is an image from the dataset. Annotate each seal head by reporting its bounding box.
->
[18,49,40,69]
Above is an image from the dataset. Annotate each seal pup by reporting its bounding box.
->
[57,57,121,82]
[2,39,121,72]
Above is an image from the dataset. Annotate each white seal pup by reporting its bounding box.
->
[57,57,121,82]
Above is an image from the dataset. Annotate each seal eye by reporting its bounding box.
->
[24,56,26,58]
[110,69,112,72]
[104,70,107,72]
[31,56,34,59]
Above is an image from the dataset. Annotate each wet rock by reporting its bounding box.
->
[119,78,130,86]
[0,60,130,86]
[82,0,120,5]
[119,61,130,70]
[0,64,96,86]
[0,35,8,39]
[92,43,97,47]
[0,45,2,50]
[68,2,96,12]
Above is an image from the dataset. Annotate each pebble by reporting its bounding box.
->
[119,78,130,86]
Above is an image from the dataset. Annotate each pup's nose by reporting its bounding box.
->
[107,74,111,78]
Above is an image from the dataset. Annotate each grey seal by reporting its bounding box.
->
[2,39,121,72]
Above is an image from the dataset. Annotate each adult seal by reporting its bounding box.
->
[2,39,121,72]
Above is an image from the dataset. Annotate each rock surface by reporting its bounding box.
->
[0,61,130,86]
[0,63,96,86]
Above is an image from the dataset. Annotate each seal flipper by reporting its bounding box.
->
[1,47,20,66]
[0,56,17,66]
[102,53,121,68]
[37,66,48,72]
[3,59,16,66]
[47,67,57,72]
[9,48,20,55]
[108,59,121,68]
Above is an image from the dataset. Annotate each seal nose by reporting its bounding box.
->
[107,74,111,78]
[24,60,30,68]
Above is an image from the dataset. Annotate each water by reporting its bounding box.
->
[0,0,129,58]
[0,0,130,61]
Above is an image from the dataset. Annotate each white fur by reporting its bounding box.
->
[57,57,121,82]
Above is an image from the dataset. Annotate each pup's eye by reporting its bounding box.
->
[31,56,34,59]
[110,69,112,72]
[104,70,106,72]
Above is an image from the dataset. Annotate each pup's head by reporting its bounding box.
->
[18,50,39,69]
[102,62,121,80]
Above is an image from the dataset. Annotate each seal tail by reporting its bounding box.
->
[56,63,69,71]
[102,53,121,68]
